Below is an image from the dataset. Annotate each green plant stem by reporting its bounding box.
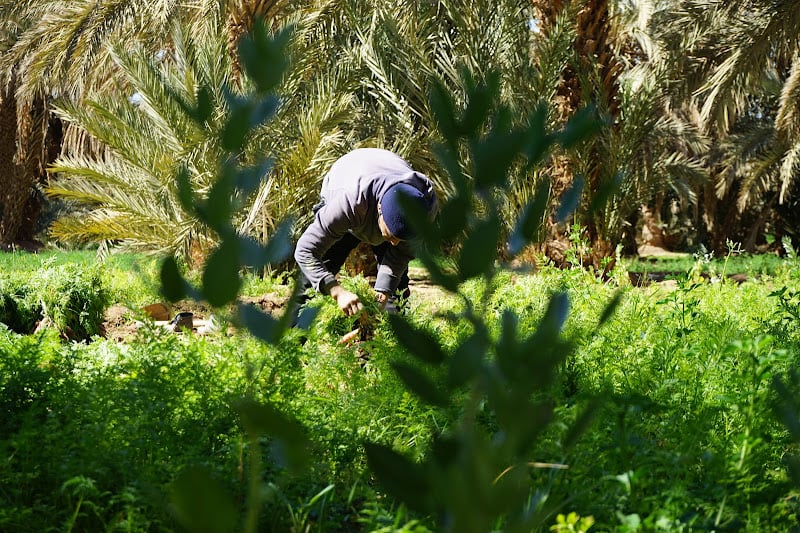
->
[65,497,83,533]
[244,430,262,533]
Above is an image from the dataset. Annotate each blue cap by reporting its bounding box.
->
[380,183,427,240]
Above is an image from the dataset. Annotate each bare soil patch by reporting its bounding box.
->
[102,293,290,342]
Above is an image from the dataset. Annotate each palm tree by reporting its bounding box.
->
[287,0,707,266]
[0,1,188,246]
[528,0,709,265]
[340,0,559,240]
[46,25,232,261]
[43,3,362,264]
[0,0,316,251]
[657,0,800,252]
[6,0,716,266]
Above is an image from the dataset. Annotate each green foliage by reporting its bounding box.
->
[353,69,607,533]
[3,256,800,531]
[33,263,109,339]
[0,250,163,307]
[46,22,234,261]
[0,277,36,333]
[0,325,292,531]
[6,6,800,533]
[158,22,314,533]
[0,262,109,339]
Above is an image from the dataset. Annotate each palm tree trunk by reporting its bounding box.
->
[535,0,621,269]
[226,0,280,84]
[0,79,54,249]
[0,84,31,247]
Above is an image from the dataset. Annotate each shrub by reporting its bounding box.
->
[32,264,109,340]
[0,277,37,333]
[0,263,109,339]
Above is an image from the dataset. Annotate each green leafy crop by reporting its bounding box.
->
[359,68,614,532]
[157,18,615,532]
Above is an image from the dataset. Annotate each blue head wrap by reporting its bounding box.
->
[380,183,428,240]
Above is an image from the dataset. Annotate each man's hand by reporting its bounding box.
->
[329,284,363,316]
[374,291,389,310]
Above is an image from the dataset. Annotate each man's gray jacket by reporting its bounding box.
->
[294,148,438,295]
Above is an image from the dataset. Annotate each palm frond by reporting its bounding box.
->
[692,0,800,128]
[779,138,800,203]
[777,56,800,136]
[45,19,231,260]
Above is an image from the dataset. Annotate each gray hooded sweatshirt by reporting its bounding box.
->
[294,148,438,295]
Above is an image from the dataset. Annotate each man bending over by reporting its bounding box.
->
[293,148,438,320]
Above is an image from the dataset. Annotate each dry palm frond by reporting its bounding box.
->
[779,139,800,204]
[777,56,800,137]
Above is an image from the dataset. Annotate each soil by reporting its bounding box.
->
[98,246,716,341]
[101,267,449,342]
[102,294,290,342]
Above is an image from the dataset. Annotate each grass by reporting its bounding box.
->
[2,251,800,531]
[622,251,789,278]
[0,248,293,309]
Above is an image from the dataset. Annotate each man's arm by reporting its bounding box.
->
[294,204,369,316]
[374,241,414,295]
[328,283,364,316]
[294,201,355,293]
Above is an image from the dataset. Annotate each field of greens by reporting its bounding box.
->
[2,250,800,532]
